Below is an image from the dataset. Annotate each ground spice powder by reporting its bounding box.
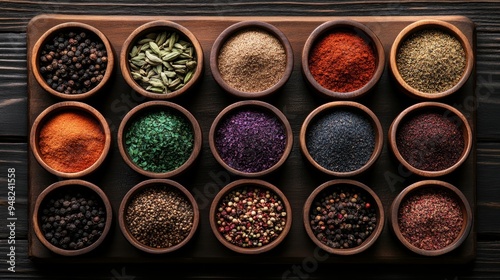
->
[308,31,376,93]
[217,28,287,93]
[398,188,464,250]
[396,111,464,171]
[38,111,105,173]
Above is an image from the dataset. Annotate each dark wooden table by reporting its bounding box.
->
[1,1,499,279]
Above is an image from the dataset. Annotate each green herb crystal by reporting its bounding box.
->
[125,109,194,173]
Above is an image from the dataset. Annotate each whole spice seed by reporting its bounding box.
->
[306,109,375,172]
[38,111,105,173]
[308,31,376,93]
[128,31,197,94]
[217,28,287,93]
[39,187,107,250]
[215,109,287,173]
[396,111,465,171]
[125,109,194,173]
[398,187,464,250]
[396,28,466,93]
[39,30,108,94]
[309,186,377,249]
[125,185,194,248]
[215,186,287,248]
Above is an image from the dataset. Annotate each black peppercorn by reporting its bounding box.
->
[38,29,108,95]
[38,188,107,250]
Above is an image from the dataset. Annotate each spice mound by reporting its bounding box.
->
[214,108,287,173]
[215,186,288,248]
[308,31,376,93]
[396,111,465,171]
[38,111,105,173]
[128,31,197,94]
[125,185,194,249]
[398,187,464,251]
[308,186,378,249]
[125,109,194,173]
[306,109,375,172]
[396,28,466,94]
[39,187,107,250]
[39,29,108,94]
[217,28,287,93]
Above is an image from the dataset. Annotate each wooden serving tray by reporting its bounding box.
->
[27,14,476,263]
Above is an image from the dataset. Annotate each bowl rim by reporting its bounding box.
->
[118,178,200,254]
[301,19,385,100]
[388,101,473,177]
[31,21,115,100]
[117,100,202,178]
[299,101,384,177]
[208,100,294,177]
[120,20,204,100]
[32,179,113,256]
[209,20,294,99]
[389,19,474,99]
[29,101,111,178]
[390,180,473,256]
[302,179,385,255]
[209,178,292,254]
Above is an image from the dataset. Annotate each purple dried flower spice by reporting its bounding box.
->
[215,109,286,173]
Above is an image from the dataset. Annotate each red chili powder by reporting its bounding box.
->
[308,31,376,93]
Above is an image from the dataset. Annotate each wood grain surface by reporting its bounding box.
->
[1,1,500,279]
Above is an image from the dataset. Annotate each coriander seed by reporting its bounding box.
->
[125,185,194,249]
[396,28,466,93]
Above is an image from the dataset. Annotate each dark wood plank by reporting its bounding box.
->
[1,1,500,32]
[25,15,477,264]
[1,240,500,279]
[0,34,28,139]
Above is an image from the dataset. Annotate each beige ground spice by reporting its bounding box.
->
[217,28,286,93]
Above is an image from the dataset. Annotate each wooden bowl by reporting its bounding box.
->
[209,179,292,254]
[210,20,294,99]
[117,100,202,178]
[303,179,384,255]
[118,179,199,254]
[302,19,385,100]
[299,101,383,177]
[31,22,114,100]
[120,20,203,99]
[30,101,111,178]
[389,19,474,99]
[390,180,473,256]
[388,102,472,177]
[32,179,113,256]
[209,100,293,177]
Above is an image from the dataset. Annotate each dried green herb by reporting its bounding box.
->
[125,109,194,173]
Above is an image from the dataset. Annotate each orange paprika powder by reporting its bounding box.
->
[38,111,105,173]
[308,31,376,93]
